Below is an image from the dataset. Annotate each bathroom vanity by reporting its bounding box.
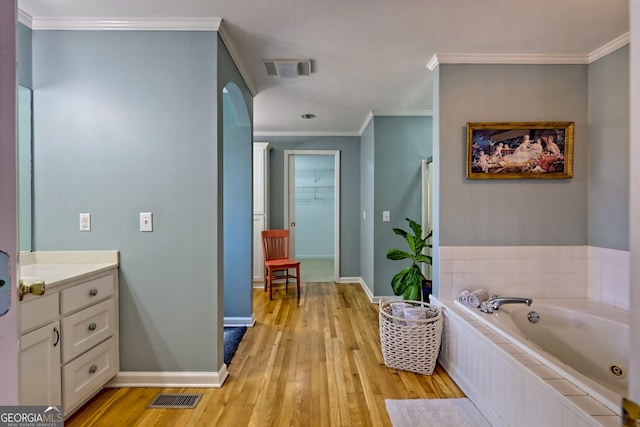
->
[18,251,119,418]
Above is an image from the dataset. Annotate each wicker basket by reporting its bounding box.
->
[379,300,443,375]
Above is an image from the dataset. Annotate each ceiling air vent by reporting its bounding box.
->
[262,59,311,78]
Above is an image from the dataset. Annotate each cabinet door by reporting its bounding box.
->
[253,215,266,282]
[20,321,62,405]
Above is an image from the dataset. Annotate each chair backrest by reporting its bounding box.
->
[261,229,291,261]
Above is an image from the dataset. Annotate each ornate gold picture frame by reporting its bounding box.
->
[466,122,574,179]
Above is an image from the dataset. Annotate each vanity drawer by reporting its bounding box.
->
[61,298,115,363]
[20,293,59,333]
[62,337,116,413]
[60,273,115,314]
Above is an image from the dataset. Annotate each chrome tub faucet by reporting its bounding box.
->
[481,296,533,313]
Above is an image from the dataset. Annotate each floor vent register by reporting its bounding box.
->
[148,393,203,409]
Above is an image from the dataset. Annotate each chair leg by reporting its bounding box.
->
[264,267,268,291]
[269,268,273,300]
[296,264,301,298]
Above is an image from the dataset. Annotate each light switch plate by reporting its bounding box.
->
[140,212,153,232]
[382,211,390,222]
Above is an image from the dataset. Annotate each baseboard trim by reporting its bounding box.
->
[338,276,401,304]
[224,316,256,327]
[340,277,374,303]
[106,368,228,388]
[296,255,334,260]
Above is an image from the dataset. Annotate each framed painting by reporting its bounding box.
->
[466,122,574,179]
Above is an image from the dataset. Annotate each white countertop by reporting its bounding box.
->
[19,251,119,288]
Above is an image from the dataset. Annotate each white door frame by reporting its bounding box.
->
[284,150,340,282]
[421,158,433,280]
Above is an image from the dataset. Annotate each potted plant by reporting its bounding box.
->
[386,218,433,301]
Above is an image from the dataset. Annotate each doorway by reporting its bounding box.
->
[284,150,340,283]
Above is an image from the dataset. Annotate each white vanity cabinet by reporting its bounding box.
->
[19,251,119,418]
[19,317,62,406]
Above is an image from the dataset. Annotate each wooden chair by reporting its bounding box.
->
[261,229,301,300]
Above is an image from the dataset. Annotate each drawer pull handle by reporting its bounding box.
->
[89,288,98,297]
[53,327,60,347]
[88,323,97,331]
[89,365,98,374]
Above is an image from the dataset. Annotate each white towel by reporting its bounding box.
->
[390,302,411,325]
[466,288,489,308]
[456,290,470,306]
[403,307,428,327]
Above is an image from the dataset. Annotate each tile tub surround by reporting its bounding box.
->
[588,246,630,310]
[432,297,622,427]
[438,246,630,310]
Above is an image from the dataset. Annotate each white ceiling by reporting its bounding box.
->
[18,0,629,135]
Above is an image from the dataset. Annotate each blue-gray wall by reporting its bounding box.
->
[17,24,33,253]
[588,45,630,251]
[436,64,589,248]
[360,121,375,291]
[371,116,433,297]
[31,30,246,373]
[262,136,361,277]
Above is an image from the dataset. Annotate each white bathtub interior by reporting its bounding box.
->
[501,301,628,399]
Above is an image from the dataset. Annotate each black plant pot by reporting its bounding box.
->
[422,280,433,303]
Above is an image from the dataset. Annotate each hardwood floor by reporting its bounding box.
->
[66,282,464,426]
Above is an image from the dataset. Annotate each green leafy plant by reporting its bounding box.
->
[386,218,433,300]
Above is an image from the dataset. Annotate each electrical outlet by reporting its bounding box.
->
[140,212,153,232]
[80,213,91,231]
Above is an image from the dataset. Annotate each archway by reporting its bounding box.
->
[222,83,253,326]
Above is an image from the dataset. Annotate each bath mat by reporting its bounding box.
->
[385,398,492,427]
[223,326,247,365]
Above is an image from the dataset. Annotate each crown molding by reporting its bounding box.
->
[358,111,374,136]
[372,109,433,117]
[28,16,222,31]
[253,130,360,137]
[18,9,32,27]
[427,52,588,70]
[217,19,257,96]
[427,33,630,71]
[589,32,630,62]
[426,55,440,71]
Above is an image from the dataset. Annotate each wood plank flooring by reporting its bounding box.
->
[66,282,464,426]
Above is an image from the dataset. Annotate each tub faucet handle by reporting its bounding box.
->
[480,301,493,313]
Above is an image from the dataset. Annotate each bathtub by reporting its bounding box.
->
[475,300,628,409]
[434,297,626,426]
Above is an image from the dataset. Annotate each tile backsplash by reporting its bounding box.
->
[438,245,629,310]
[588,246,630,310]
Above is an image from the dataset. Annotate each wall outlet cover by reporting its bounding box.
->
[80,213,91,231]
